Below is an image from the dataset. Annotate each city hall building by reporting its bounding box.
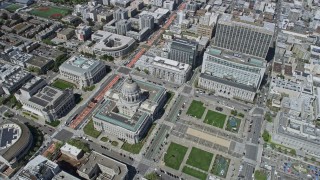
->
[93,75,166,144]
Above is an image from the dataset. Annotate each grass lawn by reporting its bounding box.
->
[121,124,155,154]
[186,147,213,171]
[254,170,267,180]
[5,4,22,12]
[164,142,188,170]
[100,137,109,142]
[211,155,230,178]
[45,120,60,127]
[51,79,75,90]
[182,166,207,180]
[83,120,101,138]
[29,6,71,19]
[225,116,241,133]
[204,110,227,129]
[186,100,206,119]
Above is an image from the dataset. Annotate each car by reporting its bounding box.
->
[215,107,223,111]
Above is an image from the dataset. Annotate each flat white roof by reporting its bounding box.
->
[60,143,82,156]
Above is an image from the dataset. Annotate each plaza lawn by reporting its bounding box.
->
[45,120,60,127]
[29,6,71,19]
[5,4,22,12]
[51,79,75,90]
[164,142,188,170]
[254,170,267,180]
[211,155,230,178]
[186,100,206,119]
[186,147,213,171]
[83,120,101,138]
[204,110,227,129]
[182,166,207,180]
[121,124,155,154]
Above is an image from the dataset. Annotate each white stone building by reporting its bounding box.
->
[92,75,166,144]
[59,56,107,88]
[198,48,266,102]
[135,55,191,85]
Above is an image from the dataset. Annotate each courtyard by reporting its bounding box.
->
[51,79,75,90]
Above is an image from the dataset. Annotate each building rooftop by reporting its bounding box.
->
[60,56,103,75]
[19,155,60,180]
[153,56,190,71]
[78,151,127,180]
[94,99,149,132]
[29,86,70,108]
[0,64,32,90]
[206,47,266,69]
[7,49,33,64]
[53,171,80,180]
[91,30,135,52]
[20,76,46,92]
[200,73,256,92]
[0,120,32,164]
[94,78,165,132]
[219,13,275,33]
[58,28,74,36]
[60,143,82,157]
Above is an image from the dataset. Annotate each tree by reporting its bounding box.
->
[145,172,160,180]
[262,130,270,142]
[231,110,238,116]
[42,39,54,46]
[87,18,95,26]
[28,66,41,75]
[4,112,13,117]
[144,69,149,74]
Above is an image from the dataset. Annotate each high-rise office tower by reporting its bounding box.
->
[113,8,129,21]
[116,20,131,35]
[169,38,198,68]
[214,14,274,59]
[198,48,266,102]
[139,14,154,30]
[177,10,185,25]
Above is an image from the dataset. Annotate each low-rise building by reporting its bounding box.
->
[60,143,83,160]
[0,64,33,95]
[91,30,136,57]
[19,86,75,122]
[26,56,54,74]
[136,55,191,85]
[77,151,128,180]
[15,76,47,100]
[5,48,33,68]
[18,155,60,180]
[56,28,75,41]
[59,56,107,88]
